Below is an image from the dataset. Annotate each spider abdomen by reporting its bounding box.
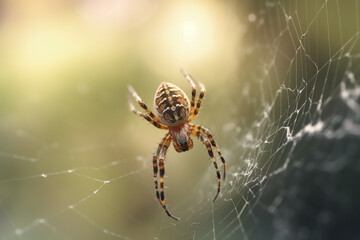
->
[154,82,190,126]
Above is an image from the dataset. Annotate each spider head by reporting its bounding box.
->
[174,134,193,152]
[169,123,193,152]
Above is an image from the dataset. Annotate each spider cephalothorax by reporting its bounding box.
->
[168,122,193,152]
[127,69,226,220]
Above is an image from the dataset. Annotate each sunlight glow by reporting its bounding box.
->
[183,20,198,43]
[152,3,217,62]
[140,1,243,79]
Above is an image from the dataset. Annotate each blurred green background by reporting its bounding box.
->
[0,0,243,239]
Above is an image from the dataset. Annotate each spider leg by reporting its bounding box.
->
[191,124,226,180]
[153,133,170,203]
[180,68,196,113]
[127,85,168,129]
[180,69,206,121]
[159,154,179,220]
[191,129,221,201]
[153,134,179,220]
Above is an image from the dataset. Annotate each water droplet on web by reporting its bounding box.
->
[248,13,256,22]
[37,218,45,224]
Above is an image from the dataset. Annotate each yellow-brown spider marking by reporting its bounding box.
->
[127,69,226,220]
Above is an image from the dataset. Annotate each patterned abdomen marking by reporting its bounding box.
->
[154,82,190,126]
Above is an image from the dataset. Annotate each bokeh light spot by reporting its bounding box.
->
[183,20,198,43]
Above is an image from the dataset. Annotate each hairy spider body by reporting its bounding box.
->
[127,69,226,220]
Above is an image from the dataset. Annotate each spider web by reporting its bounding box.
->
[1,0,360,240]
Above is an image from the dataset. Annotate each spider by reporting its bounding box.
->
[127,69,226,220]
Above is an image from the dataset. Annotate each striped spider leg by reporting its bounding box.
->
[190,124,226,201]
[180,68,206,121]
[152,133,179,220]
[127,85,168,129]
